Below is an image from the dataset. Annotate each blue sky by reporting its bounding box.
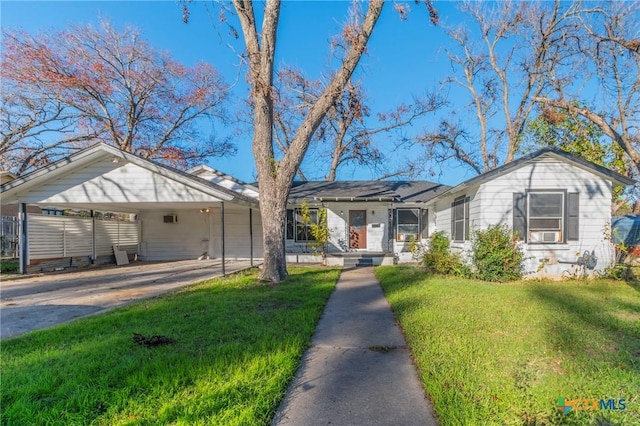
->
[2,1,483,185]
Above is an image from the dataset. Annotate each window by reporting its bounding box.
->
[528,192,564,243]
[396,209,420,242]
[513,190,579,244]
[286,209,294,240]
[295,208,318,242]
[451,196,470,241]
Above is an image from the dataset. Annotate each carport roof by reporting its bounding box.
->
[0,143,259,207]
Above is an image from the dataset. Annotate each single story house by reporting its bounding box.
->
[0,143,633,278]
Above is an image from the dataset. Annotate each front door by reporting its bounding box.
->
[349,210,367,249]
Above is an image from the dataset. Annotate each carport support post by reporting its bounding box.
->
[91,210,96,264]
[221,202,225,276]
[249,208,254,267]
[18,203,27,274]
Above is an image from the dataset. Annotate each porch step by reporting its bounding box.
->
[343,256,374,268]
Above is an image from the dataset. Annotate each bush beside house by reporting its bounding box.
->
[413,226,524,282]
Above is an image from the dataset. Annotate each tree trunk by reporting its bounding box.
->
[233,0,384,283]
[258,183,288,282]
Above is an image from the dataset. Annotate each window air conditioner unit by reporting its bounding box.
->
[163,215,178,223]
[529,231,561,243]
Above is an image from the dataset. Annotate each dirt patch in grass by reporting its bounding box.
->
[613,311,640,321]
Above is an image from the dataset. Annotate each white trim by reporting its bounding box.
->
[0,144,250,205]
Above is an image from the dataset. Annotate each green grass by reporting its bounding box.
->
[1,267,339,425]
[376,266,640,425]
[0,259,18,273]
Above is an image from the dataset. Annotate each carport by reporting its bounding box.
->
[0,144,263,274]
[0,259,253,338]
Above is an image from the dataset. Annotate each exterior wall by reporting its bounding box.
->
[476,156,614,278]
[139,206,263,261]
[431,186,481,262]
[212,205,264,260]
[139,209,210,261]
[17,160,224,204]
[285,202,389,254]
[430,157,615,278]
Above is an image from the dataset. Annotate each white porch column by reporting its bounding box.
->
[18,203,28,274]
[221,202,225,275]
[249,208,254,267]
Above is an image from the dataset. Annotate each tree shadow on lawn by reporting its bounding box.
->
[1,268,338,425]
[525,283,640,372]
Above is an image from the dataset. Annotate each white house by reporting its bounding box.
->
[281,148,633,276]
[0,144,633,277]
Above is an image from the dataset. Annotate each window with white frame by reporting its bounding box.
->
[396,209,420,242]
[528,191,564,243]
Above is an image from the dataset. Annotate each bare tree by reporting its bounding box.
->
[224,0,388,282]
[419,0,583,174]
[534,1,640,173]
[0,87,99,173]
[1,22,233,175]
[273,68,443,181]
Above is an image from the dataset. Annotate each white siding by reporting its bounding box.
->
[139,209,210,261]
[285,202,389,253]
[212,205,264,260]
[28,215,85,259]
[476,156,614,277]
[27,214,139,260]
[19,160,225,204]
[95,220,140,255]
[139,206,263,261]
[431,186,481,257]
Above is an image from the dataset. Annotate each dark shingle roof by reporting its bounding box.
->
[288,180,451,203]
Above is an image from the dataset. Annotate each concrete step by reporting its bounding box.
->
[343,257,374,267]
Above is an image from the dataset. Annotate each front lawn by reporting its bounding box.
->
[1,267,339,425]
[376,266,640,425]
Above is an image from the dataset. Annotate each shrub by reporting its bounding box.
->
[418,231,469,276]
[471,224,524,282]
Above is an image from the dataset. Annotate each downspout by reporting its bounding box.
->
[221,202,225,276]
[18,203,27,274]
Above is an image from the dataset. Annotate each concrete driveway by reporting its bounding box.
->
[0,259,254,339]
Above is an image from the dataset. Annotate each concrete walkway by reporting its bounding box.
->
[272,267,438,426]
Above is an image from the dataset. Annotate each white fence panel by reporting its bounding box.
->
[63,217,93,256]
[28,214,139,259]
[28,215,92,259]
[95,219,140,255]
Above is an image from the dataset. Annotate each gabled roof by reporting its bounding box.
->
[187,164,259,192]
[0,143,258,206]
[187,164,259,199]
[441,147,635,197]
[288,180,451,203]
